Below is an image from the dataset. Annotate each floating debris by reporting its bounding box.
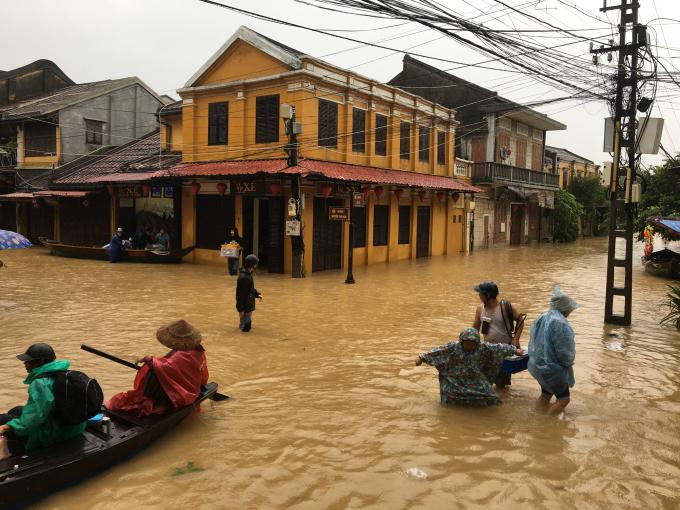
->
[171,461,206,477]
[405,467,428,480]
[606,341,625,352]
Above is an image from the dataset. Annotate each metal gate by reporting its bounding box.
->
[312,197,343,272]
[267,197,284,273]
[416,206,430,258]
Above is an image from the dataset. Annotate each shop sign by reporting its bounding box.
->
[352,192,365,207]
[232,180,264,195]
[329,207,349,221]
[119,185,140,198]
[286,219,301,236]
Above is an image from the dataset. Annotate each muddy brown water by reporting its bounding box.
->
[1,239,679,509]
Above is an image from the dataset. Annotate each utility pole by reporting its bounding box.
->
[591,0,646,325]
[345,189,355,284]
[285,106,305,278]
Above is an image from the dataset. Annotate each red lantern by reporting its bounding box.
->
[436,191,445,203]
[32,198,40,208]
[511,204,519,212]
[361,187,370,200]
[216,182,227,195]
[394,189,404,201]
[82,199,90,207]
[269,182,282,195]
[451,192,460,203]
[321,184,333,198]
[418,190,426,202]
[142,184,151,196]
[374,186,384,200]
[106,184,115,196]
[191,181,201,195]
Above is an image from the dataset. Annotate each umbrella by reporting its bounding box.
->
[0,229,32,250]
[0,229,32,268]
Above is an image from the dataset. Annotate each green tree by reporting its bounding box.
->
[553,189,583,243]
[570,175,608,236]
[635,157,680,240]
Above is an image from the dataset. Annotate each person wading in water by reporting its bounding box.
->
[472,281,526,389]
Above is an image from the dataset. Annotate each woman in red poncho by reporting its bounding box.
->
[107,320,209,416]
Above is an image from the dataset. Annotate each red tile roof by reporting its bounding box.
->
[166,158,480,192]
[297,159,480,192]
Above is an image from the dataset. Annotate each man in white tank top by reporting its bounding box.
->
[472,281,525,388]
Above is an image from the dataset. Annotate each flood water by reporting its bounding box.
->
[1,238,680,509]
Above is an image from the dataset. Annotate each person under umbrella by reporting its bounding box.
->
[0,229,32,268]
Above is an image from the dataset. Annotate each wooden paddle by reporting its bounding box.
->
[81,344,230,401]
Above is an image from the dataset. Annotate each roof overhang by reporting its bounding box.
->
[480,104,566,131]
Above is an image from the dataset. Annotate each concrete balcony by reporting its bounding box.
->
[454,158,472,178]
[471,162,559,189]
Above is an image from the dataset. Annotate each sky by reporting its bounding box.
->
[3,0,679,168]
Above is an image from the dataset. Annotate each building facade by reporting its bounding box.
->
[389,55,564,247]
[161,26,478,274]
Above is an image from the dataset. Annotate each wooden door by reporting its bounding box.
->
[510,205,522,245]
[312,197,343,272]
[416,206,430,258]
[267,197,284,273]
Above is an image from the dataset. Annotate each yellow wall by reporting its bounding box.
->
[161,114,183,152]
[199,40,290,85]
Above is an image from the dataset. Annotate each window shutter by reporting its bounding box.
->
[418,126,430,163]
[208,102,228,145]
[256,95,279,143]
[352,108,366,153]
[437,131,445,165]
[400,122,411,160]
[318,99,338,148]
[375,114,387,156]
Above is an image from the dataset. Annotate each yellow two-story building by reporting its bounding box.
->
[160,26,479,274]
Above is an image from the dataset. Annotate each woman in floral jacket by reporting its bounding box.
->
[416,327,523,406]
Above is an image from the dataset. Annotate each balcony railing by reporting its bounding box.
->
[0,149,17,168]
[471,162,559,189]
[454,158,472,178]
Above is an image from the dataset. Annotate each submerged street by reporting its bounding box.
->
[1,239,679,509]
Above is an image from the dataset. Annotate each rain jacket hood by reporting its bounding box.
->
[7,359,87,450]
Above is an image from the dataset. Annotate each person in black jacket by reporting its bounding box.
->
[225,227,243,276]
[236,254,262,332]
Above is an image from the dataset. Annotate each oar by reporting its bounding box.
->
[81,344,230,401]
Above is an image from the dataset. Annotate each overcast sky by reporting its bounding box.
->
[3,0,679,168]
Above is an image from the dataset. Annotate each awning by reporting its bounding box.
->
[167,158,480,192]
[649,217,680,237]
[0,190,92,201]
[0,192,34,201]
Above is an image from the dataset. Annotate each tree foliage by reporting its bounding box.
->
[635,157,680,240]
[553,189,583,243]
[570,175,608,236]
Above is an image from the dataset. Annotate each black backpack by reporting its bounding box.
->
[500,300,526,339]
[38,371,104,425]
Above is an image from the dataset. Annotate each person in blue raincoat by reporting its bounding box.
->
[416,327,523,406]
[528,286,579,416]
[109,227,124,263]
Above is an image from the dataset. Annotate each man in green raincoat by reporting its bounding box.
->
[0,344,87,457]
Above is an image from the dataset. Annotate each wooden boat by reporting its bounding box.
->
[39,237,194,263]
[0,382,218,508]
[641,249,680,279]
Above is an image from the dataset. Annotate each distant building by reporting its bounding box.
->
[389,55,565,246]
[0,60,167,241]
[544,145,600,189]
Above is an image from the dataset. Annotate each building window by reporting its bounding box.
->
[208,102,228,145]
[85,119,105,145]
[23,122,56,156]
[255,94,279,143]
[165,123,172,150]
[373,204,389,246]
[437,131,446,165]
[375,114,387,156]
[399,121,411,160]
[418,126,430,163]
[398,205,411,244]
[318,99,338,148]
[352,108,366,153]
[352,205,366,248]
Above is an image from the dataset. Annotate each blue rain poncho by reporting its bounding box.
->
[528,287,578,394]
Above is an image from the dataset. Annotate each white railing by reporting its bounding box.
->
[454,158,472,177]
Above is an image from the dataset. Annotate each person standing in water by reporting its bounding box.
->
[528,286,579,416]
[236,254,262,332]
[472,281,525,388]
[225,227,243,276]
